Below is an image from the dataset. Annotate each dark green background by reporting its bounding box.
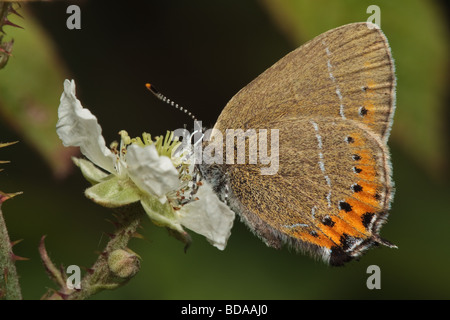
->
[0,0,449,299]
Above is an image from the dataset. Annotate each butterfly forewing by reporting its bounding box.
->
[214,22,395,141]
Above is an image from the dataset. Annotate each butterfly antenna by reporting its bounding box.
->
[145,83,197,121]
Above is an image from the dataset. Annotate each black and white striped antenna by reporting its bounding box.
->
[145,83,197,121]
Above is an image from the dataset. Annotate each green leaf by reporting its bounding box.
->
[0,8,76,178]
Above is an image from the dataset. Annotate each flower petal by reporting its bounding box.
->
[126,144,180,201]
[56,79,116,173]
[177,181,235,250]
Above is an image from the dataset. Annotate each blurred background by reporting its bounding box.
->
[0,0,449,299]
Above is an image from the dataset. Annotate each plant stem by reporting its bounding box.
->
[0,203,22,300]
[43,203,144,300]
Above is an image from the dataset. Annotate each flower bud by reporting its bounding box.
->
[107,249,140,279]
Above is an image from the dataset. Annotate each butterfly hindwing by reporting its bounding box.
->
[221,117,393,265]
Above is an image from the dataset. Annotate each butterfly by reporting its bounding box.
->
[197,22,397,266]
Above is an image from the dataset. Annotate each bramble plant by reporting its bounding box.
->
[0,2,235,299]
[0,2,21,70]
[1,78,236,300]
[0,1,23,300]
[0,141,23,300]
[45,80,234,299]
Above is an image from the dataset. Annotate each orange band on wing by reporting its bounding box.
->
[346,198,377,216]
[353,190,379,207]
[293,231,335,249]
[320,216,362,243]
[357,180,380,195]
[355,149,375,166]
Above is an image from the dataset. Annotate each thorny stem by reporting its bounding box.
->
[0,140,23,300]
[42,203,144,300]
[0,201,22,300]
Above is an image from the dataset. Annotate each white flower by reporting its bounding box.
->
[56,79,234,250]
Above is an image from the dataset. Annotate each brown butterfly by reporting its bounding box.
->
[198,22,397,266]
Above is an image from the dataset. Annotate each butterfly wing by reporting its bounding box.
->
[214,22,396,142]
[225,117,394,265]
[210,22,396,265]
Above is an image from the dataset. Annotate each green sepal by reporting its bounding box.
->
[85,175,140,208]
[73,157,109,185]
[140,194,184,233]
